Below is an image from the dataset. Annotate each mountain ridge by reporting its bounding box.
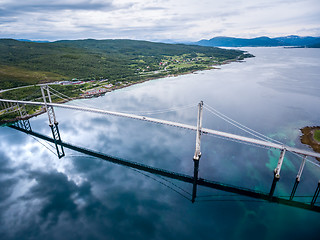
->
[195,35,320,47]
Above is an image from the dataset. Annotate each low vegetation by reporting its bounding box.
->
[314,129,320,142]
[0,39,252,89]
[0,38,253,122]
[300,126,320,161]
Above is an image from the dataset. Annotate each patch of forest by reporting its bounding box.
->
[0,39,253,89]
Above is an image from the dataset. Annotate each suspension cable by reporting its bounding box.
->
[120,103,197,115]
[204,104,283,144]
[30,135,58,157]
[204,131,272,151]
[49,85,197,116]
[204,106,274,143]
[203,104,320,167]
[68,154,192,200]
[129,168,191,201]
[48,86,99,109]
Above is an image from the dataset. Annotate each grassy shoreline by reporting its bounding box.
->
[314,129,320,142]
[0,38,253,123]
[300,126,320,161]
[0,59,240,123]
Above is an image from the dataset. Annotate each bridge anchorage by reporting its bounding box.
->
[1,85,320,211]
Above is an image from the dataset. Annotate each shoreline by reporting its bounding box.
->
[300,126,320,161]
[0,60,240,124]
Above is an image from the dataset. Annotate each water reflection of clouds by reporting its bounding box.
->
[1,48,320,239]
[49,101,197,174]
[0,132,180,239]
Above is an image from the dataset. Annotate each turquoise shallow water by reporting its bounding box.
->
[0,47,320,239]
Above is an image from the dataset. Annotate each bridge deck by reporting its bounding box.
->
[1,98,320,159]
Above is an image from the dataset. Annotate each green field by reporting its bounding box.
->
[314,129,320,142]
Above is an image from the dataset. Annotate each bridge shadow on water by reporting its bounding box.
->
[8,122,320,213]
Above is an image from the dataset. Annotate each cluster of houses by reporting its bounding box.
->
[59,80,84,85]
[81,84,114,98]
[159,61,168,66]
[58,78,109,86]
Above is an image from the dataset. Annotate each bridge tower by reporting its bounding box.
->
[192,101,203,203]
[40,85,65,158]
[0,100,31,131]
[13,103,32,132]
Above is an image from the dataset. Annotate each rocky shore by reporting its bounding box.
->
[300,126,320,161]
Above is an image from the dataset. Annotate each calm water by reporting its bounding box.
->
[0,47,320,239]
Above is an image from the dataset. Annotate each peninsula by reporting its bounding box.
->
[0,38,253,123]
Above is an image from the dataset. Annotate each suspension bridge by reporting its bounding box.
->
[0,85,320,212]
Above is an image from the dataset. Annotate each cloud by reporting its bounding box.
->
[0,152,171,240]
[0,151,18,201]
[1,0,320,41]
[22,171,79,223]
[1,0,115,13]
[1,85,320,239]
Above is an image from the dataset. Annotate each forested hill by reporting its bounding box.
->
[0,39,252,89]
[54,39,241,57]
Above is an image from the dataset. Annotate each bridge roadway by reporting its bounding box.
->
[1,98,320,159]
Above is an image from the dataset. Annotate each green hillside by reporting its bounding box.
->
[0,39,252,89]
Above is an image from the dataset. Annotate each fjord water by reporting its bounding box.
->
[1,47,320,239]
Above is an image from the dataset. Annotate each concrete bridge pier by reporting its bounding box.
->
[274,148,286,179]
[192,101,203,203]
[311,181,320,206]
[290,180,299,201]
[290,155,307,200]
[269,176,279,199]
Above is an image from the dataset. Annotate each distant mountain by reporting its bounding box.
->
[274,35,320,46]
[197,36,284,47]
[196,36,320,47]
[307,42,320,48]
[17,39,50,43]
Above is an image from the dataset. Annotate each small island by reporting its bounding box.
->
[300,126,320,161]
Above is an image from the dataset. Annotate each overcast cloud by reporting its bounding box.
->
[0,0,319,41]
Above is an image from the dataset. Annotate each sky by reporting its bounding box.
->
[0,0,320,42]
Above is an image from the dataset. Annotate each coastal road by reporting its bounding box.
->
[0,82,60,94]
[0,85,35,93]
